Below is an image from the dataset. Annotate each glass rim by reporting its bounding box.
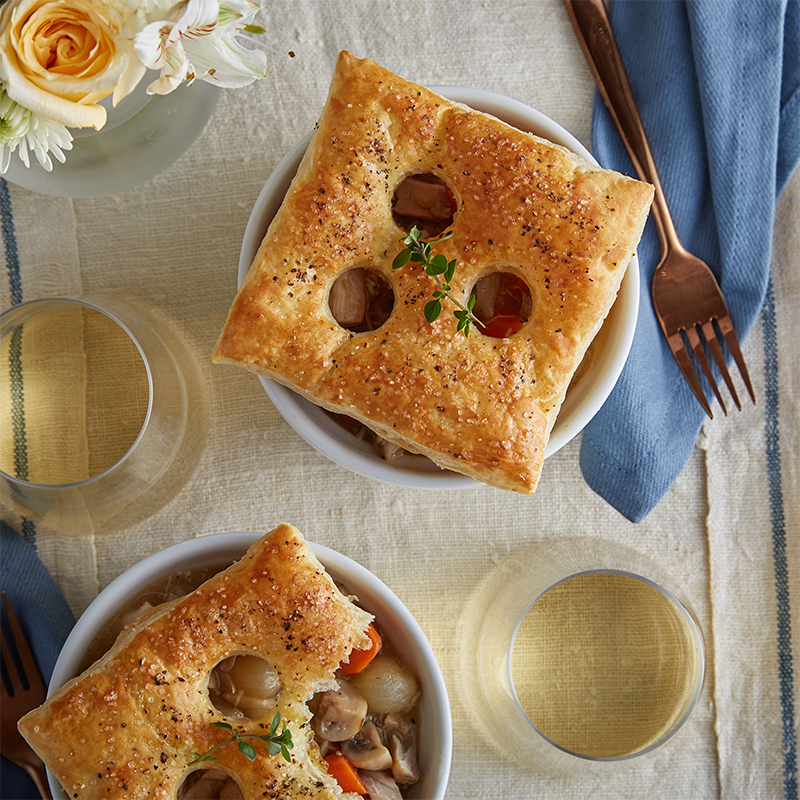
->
[506,568,706,762]
[0,297,154,489]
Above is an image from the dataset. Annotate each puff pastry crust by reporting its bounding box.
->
[18,524,373,800]
[212,50,653,493]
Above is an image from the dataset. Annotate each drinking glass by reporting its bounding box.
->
[0,297,208,534]
[461,538,705,773]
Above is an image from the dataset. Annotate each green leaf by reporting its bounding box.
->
[427,253,449,275]
[391,228,480,338]
[268,711,280,736]
[424,300,442,323]
[190,712,293,766]
[392,249,412,269]
[212,722,234,732]
[238,740,258,761]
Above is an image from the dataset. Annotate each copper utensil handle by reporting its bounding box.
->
[563,0,679,253]
[26,760,53,800]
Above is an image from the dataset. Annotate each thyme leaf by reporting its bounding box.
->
[392,225,483,337]
[189,712,293,765]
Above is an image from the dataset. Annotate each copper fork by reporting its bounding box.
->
[564,0,755,418]
[1,591,53,799]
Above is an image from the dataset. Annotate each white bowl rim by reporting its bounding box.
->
[48,531,453,800]
[238,85,640,490]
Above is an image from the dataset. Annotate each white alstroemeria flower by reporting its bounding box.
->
[0,85,73,173]
[135,1,268,96]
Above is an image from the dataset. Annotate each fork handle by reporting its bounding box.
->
[563,0,682,255]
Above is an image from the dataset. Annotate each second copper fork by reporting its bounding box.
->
[564,0,756,418]
[1,591,53,799]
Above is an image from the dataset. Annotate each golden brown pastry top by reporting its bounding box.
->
[212,50,653,494]
[18,524,373,800]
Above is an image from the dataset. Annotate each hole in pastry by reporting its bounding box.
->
[391,173,457,238]
[177,768,244,800]
[328,266,395,333]
[470,270,533,339]
[207,654,281,721]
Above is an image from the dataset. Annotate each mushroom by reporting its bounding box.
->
[341,722,392,770]
[311,680,368,742]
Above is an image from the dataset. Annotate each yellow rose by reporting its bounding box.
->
[0,0,147,130]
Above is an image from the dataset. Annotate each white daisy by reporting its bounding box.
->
[0,86,73,173]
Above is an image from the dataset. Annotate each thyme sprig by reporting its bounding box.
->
[189,712,293,765]
[392,225,483,337]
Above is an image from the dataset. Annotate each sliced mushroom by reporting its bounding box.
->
[311,680,368,742]
[341,722,392,771]
[359,770,404,800]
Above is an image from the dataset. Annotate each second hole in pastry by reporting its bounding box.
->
[470,270,533,338]
[329,266,395,333]
[207,654,281,721]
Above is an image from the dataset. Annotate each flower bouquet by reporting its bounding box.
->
[0,0,272,174]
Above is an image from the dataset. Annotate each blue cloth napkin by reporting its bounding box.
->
[0,523,76,800]
[579,0,800,522]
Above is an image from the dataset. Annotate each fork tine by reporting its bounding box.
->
[717,315,757,405]
[666,330,714,418]
[703,320,742,411]
[1,591,45,694]
[686,325,727,415]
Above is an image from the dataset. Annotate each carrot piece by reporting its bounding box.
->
[324,753,367,794]
[479,313,525,338]
[339,622,382,675]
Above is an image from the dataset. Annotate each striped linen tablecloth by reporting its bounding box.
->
[1,2,798,798]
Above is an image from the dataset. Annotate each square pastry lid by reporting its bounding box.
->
[18,525,373,800]
[213,50,653,494]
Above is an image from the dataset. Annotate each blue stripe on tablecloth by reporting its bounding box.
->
[762,277,797,799]
[0,178,36,547]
